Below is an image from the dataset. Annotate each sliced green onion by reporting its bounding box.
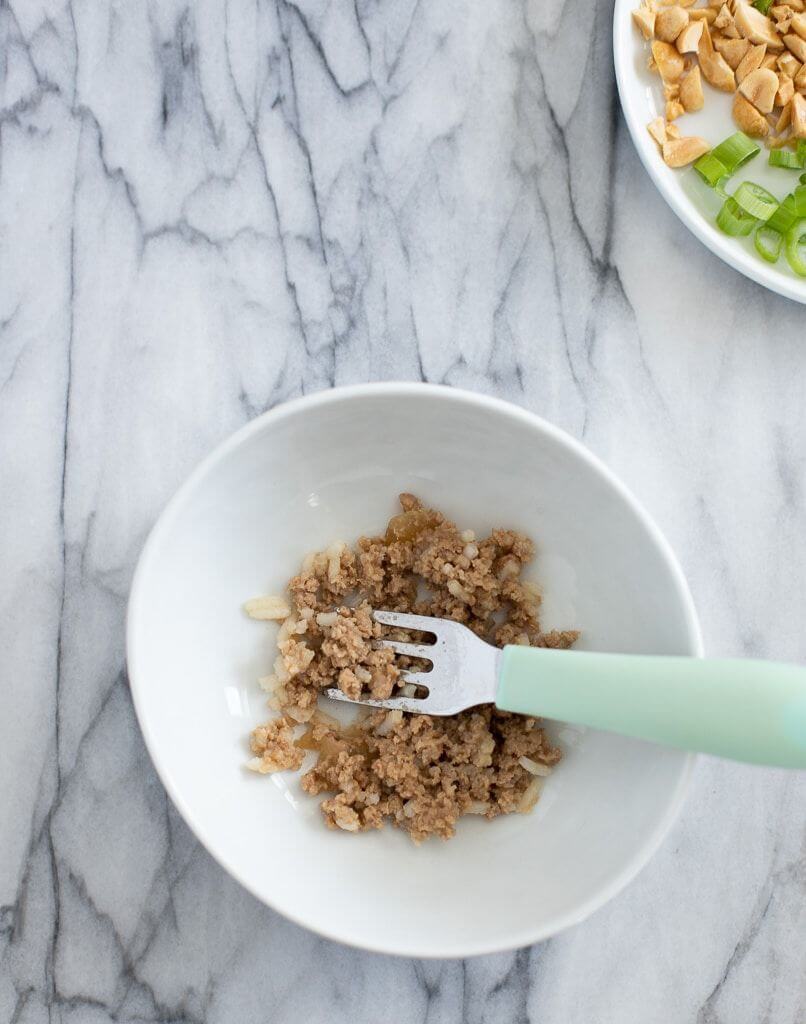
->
[733,181,779,221]
[801,172,806,186]
[768,148,803,170]
[793,185,806,217]
[798,139,806,165]
[785,219,806,277]
[753,0,774,12]
[717,197,758,237]
[711,133,761,174]
[766,194,798,234]
[715,176,731,199]
[694,152,729,187]
[754,224,783,263]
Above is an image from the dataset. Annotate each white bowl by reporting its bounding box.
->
[127,384,701,957]
[614,0,806,304]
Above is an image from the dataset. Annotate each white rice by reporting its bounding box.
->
[519,755,552,777]
[258,674,278,693]
[376,709,403,736]
[466,801,490,815]
[326,541,347,583]
[243,595,291,620]
[447,579,472,604]
[517,777,543,813]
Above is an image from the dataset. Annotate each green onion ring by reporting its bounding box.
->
[754,224,783,264]
[768,149,803,171]
[694,152,729,187]
[716,197,758,237]
[733,181,779,221]
[785,220,806,277]
[711,133,761,174]
[766,194,798,234]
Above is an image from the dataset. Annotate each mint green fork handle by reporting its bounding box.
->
[497,647,806,768]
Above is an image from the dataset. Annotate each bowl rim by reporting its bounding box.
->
[612,0,806,306]
[126,382,703,957]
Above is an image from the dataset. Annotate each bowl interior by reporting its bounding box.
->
[128,386,699,956]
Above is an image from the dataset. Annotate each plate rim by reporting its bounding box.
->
[613,0,806,306]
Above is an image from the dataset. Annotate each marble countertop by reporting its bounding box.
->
[2,0,805,1021]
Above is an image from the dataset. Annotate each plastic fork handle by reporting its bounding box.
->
[496,647,806,769]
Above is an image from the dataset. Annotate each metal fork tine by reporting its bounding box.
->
[371,610,440,633]
[324,612,499,716]
[376,638,435,661]
[324,688,427,713]
[395,672,432,690]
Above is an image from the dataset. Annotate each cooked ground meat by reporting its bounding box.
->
[245,495,578,842]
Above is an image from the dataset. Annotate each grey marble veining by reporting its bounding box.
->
[1,0,804,1021]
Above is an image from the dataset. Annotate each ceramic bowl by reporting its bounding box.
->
[127,384,701,957]
[614,0,806,304]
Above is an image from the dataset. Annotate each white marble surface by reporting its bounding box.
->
[1,0,805,1021]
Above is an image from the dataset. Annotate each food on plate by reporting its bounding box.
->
[691,131,806,271]
[633,0,806,275]
[244,495,578,843]
[633,0,806,154]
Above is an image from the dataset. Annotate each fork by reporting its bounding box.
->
[326,611,806,769]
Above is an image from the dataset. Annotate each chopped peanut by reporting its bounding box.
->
[714,3,740,38]
[736,42,768,83]
[777,51,801,76]
[714,37,751,68]
[700,47,738,89]
[680,65,706,108]
[647,116,669,146]
[677,18,705,49]
[784,31,806,60]
[662,135,711,165]
[733,91,771,134]
[656,5,690,40]
[776,100,793,131]
[652,39,687,78]
[734,2,785,49]
[793,92,806,135]
[776,72,796,104]
[633,5,657,38]
[773,5,794,32]
[738,66,780,111]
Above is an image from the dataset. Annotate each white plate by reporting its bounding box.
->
[614,0,806,304]
[127,384,701,957]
